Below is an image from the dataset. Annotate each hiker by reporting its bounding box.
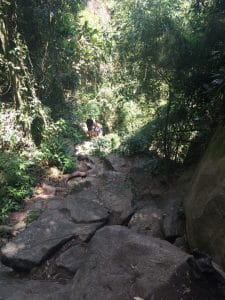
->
[93,120,103,137]
[86,118,94,138]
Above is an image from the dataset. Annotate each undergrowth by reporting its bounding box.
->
[0,152,39,224]
[0,118,85,224]
[91,133,121,157]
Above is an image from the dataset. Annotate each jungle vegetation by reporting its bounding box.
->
[0,0,224,222]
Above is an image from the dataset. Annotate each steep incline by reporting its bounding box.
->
[0,148,224,299]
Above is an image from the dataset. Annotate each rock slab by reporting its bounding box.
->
[1,209,103,271]
[71,226,189,300]
[59,194,109,223]
[71,226,225,300]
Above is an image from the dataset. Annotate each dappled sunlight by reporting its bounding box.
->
[1,0,225,298]
[2,242,25,257]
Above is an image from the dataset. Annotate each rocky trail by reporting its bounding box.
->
[0,142,224,299]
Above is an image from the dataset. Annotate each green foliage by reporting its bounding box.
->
[75,1,110,92]
[0,2,48,141]
[40,119,83,173]
[0,152,36,223]
[106,0,225,164]
[0,106,24,151]
[80,98,101,120]
[91,134,121,157]
[1,0,225,221]
[25,209,43,224]
[15,0,84,117]
[114,100,149,135]
[0,0,101,223]
[121,94,208,164]
[122,133,150,156]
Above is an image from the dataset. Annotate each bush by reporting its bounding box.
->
[0,106,33,151]
[120,101,200,164]
[0,152,36,223]
[115,101,146,135]
[40,119,84,172]
[91,133,121,157]
[121,133,150,155]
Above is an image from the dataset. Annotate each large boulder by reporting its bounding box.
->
[72,226,224,300]
[71,226,190,300]
[1,209,103,272]
[185,126,225,268]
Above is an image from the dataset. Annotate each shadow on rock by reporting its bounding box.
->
[148,261,225,300]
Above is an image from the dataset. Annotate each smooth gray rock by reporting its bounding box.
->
[1,210,102,271]
[71,226,188,300]
[128,205,163,238]
[59,195,109,223]
[56,244,87,274]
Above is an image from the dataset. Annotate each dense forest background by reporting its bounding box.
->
[0,0,225,223]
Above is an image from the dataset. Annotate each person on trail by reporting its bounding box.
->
[93,120,103,137]
[86,118,94,138]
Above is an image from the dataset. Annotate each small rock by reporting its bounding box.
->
[47,167,62,178]
[77,161,92,172]
[59,194,110,223]
[56,244,87,274]
[41,183,56,196]
[128,205,163,238]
